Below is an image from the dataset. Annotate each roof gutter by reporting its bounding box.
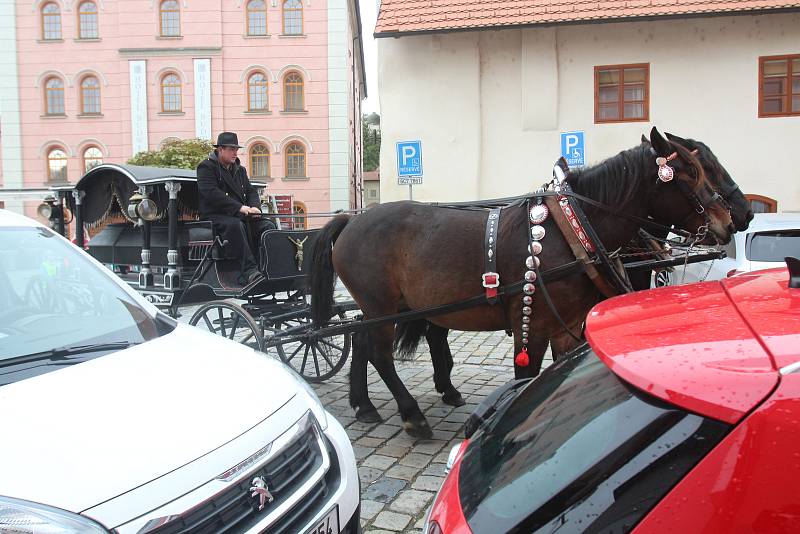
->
[374,6,800,38]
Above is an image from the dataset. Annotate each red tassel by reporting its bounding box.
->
[515,348,529,367]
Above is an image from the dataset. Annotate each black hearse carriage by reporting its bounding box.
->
[44,163,353,382]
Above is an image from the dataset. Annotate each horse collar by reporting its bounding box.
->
[656,151,678,182]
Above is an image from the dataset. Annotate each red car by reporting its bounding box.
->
[425,263,800,534]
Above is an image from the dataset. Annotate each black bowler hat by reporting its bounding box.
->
[213,132,242,148]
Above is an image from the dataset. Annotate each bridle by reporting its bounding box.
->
[650,149,730,238]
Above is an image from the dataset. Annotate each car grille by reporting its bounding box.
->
[146,426,338,534]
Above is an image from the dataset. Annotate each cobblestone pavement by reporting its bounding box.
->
[180,292,552,533]
[312,329,552,533]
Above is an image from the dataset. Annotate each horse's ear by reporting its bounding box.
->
[649,127,671,156]
[665,132,689,146]
[640,134,649,144]
[556,156,570,174]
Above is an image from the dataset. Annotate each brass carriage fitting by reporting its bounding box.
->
[127,193,143,221]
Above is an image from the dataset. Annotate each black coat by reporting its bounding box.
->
[197,151,260,219]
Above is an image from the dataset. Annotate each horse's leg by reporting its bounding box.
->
[426,324,465,407]
[349,330,382,423]
[371,323,433,439]
[550,324,586,361]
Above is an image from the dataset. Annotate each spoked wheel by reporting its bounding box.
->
[189,300,264,351]
[264,311,351,383]
[653,269,672,288]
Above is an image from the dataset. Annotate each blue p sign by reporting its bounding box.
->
[396,140,423,177]
[561,131,585,167]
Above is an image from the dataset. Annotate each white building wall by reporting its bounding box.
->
[378,12,800,211]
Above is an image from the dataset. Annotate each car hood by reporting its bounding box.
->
[586,279,779,424]
[0,324,298,513]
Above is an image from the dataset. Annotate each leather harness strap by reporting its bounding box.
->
[482,208,501,303]
[544,196,619,299]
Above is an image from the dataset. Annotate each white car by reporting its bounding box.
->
[663,213,800,285]
[0,209,360,534]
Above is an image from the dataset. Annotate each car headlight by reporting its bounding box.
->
[0,496,109,533]
[283,366,328,431]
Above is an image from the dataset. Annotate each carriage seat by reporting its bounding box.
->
[185,220,227,261]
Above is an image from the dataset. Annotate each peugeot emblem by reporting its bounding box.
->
[250,476,274,511]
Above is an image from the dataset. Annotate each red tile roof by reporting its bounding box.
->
[375,0,800,36]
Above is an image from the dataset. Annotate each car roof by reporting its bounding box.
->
[745,213,800,232]
[584,268,798,424]
[0,209,44,228]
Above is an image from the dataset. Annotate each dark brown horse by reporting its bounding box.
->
[310,128,735,438]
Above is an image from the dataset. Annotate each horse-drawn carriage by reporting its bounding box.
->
[41,129,749,438]
[43,163,356,382]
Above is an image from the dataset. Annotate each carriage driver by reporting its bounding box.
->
[197,132,275,286]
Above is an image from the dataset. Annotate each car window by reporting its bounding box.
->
[458,344,730,534]
[747,230,800,262]
[0,227,161,383]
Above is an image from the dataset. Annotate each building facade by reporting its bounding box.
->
[375,1,800,213]
[0,0,366,222]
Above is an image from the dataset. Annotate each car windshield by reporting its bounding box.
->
[748,230,800,262]
[0,226,160,384]
[458,344,730,534]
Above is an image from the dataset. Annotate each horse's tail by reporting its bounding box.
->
[394,319,429,360]
[310,214,351,327]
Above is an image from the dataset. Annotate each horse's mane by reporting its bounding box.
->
[566,143,654,210]
[566,141,706,211]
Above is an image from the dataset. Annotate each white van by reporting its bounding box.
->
[0,209,360,534]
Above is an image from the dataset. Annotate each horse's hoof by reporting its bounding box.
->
[442,391,466,407]
[404,420,434,439]
[356,407,383,423]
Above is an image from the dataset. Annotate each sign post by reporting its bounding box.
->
[560,131,585,168]
[396,140,423,200]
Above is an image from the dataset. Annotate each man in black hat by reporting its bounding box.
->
[197,132,273,285]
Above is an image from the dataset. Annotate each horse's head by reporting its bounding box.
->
[647,127,734,245]
[664,132,753,232]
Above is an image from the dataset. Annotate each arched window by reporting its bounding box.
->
[80,76,101,114]
[746,194,778,214]
[282,0,303,35]
[47,148,68,182]
[78,1,98,39]
[247,72,269,111]
[159,0,180,37]
[83,147,103,172]
[285,142,306,178]
[283,72,304,111]
[42,3,62,40]
[247,0,267,36]
[292,201,307,229]
[45,77,65,115]
[160,73,182,112]
[250,144,270,178]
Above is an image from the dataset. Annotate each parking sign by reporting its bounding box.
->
[560,131,585,167]
[396,140,423,185]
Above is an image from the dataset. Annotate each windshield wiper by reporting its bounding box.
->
[3,341,141,367]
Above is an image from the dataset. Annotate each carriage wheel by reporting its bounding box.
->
[25,277,60,312]
[653,269,672,288]
[189,300,264,352]
[264,311,350,383]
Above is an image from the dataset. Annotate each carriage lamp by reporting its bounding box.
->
[138,198,159,222]
[37,195,56,219]
[127,193,159,223]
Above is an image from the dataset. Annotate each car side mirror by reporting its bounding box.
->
[786,257,800,289]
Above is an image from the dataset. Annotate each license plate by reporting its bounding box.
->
[304,506,339,534]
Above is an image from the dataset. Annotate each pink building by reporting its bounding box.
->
[0,0,367,222]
